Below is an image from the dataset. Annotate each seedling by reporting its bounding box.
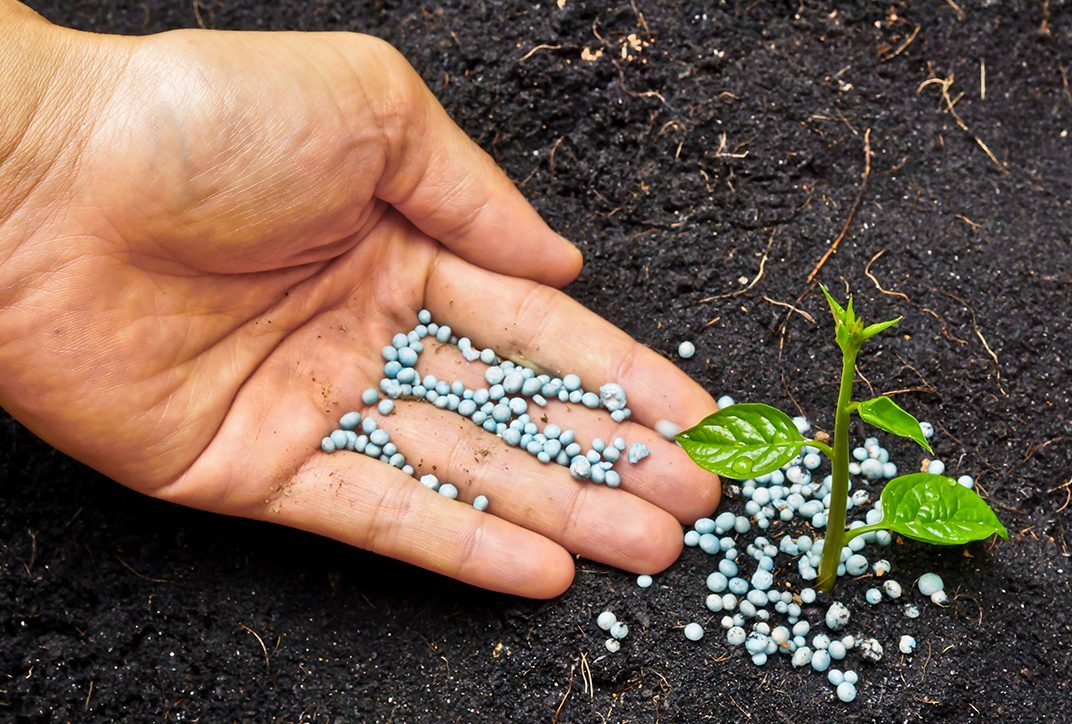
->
[677,288,1008,593]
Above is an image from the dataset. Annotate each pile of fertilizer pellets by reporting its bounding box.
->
[318,309,662,509]
[612,396,961,704]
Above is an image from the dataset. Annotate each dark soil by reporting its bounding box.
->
[4,1,1072,722]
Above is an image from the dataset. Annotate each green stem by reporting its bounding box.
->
[842,522,888,544]
[817,346,859,593]
[808,440,835,459]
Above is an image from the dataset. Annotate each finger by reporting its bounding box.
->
[354,400,686,573]
[266,450,577,598]
[355,37,583,288]
[403,339,718,523]
[422,253,719,430]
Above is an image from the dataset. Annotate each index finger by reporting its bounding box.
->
[423,253,719,430]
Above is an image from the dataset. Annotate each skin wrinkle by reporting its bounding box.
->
[505,281,569,362]
[605,338,650,418]
[410,138,494,245]
[351,467,420,557]
[442,513,485,580]
[315,39,382,191]
[553,475,594,553]
[368,44,427,206]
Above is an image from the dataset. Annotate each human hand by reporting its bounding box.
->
[0,8,720,597]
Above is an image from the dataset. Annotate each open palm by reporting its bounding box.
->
[0,20,720,597]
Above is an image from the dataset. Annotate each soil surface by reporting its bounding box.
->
[4,1,1071,722]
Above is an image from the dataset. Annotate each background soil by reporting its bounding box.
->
[3,1,1072,722]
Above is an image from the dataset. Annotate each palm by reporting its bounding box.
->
[1,26,720,597]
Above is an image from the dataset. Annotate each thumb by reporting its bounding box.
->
[359,37,583,288]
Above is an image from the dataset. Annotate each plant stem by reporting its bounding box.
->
[817,345,859,593]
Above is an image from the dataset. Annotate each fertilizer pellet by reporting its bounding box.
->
[917,573,944,596]
[684,623,704,641]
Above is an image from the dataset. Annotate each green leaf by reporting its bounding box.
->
[820,285,846,322]
[862,317,901,339]
[676,403,809,479]
[855,396,934,454]
[876,473,1009,545]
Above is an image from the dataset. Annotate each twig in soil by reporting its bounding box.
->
[551,665,574,724]
[25,530,36,575]
[919,73,1008,172]
[834,108,858,136]
[518,44,564,61]
[943,0,965,20]
[700,316,721,330]
[882,386,941,397]
[713,132,749,158]
[807,129,871,282]
[887,154,910,174]
[880,24,920,62]
[192,0,207,29]
[580,652,593,697]
[864,250,910,301]
[920,642,932,683]
[611,59,667,103]
[630,0,650,34]
[699,230,775,302]
[892,351,940,394]
[1050,476,1072,514]
[980,60,986,100]
[728,694,752,719]
[548,136,566,173]
[240,624,270,675]
[772,283,821,356]
[855,365,876,398]
[656,120,685,137]
[954,215,980,230]
[1024,436,1067,461]
[84,681,93,711]
[989,499,1027,515]
[952,587,984,625]
[518,159,542,187]
[973,136,1004,170]
[944,292,1007,396]
[115,555,169,583]
[1060,64,1072,107]
[590,18,607,46]
[762,296,815,324]
[922,308,968,344]
[781,371,805,419]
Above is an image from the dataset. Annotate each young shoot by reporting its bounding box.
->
[677,287,1008,594]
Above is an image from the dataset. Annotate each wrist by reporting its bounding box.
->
[0,3,113,248]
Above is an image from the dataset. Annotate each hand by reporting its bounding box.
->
[0,9,720,598]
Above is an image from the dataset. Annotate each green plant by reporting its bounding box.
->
[677,288,1008,593]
